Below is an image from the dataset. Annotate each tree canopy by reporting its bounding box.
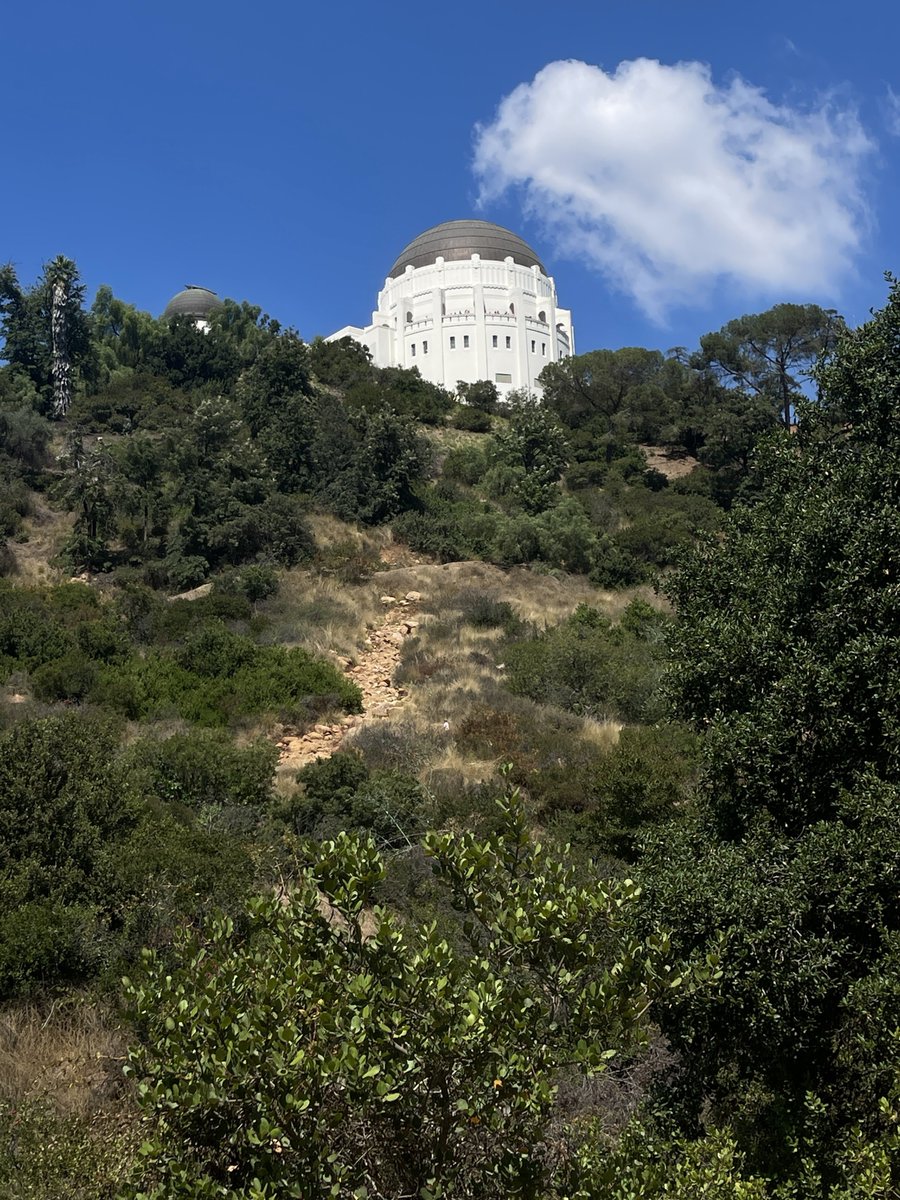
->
[638,279,900,1177]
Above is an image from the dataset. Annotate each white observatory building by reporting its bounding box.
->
[328,220,574,397]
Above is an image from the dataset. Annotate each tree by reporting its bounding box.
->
[457,379,499,413]
[307,334,373,390]
[112,434,168,552]
[539,348,688,441]
[47,256,80,417]
[0,257,92,415]
[57,433,117,571]
[638,280,900,1174]
[124,789,673,1199]
[487,396,568,513]
[694,303,844,426]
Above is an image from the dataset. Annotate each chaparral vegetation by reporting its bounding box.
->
[1,256,898,1197]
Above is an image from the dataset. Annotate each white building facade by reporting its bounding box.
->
[328,220,574,397]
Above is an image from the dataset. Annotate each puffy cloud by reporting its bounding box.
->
[473,59,873,320]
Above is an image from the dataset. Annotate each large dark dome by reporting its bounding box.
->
[388,220,545,279]
[163,285,223,321]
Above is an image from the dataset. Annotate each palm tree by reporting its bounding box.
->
[46,255,78,418]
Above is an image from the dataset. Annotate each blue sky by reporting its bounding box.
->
[5,0,900,357]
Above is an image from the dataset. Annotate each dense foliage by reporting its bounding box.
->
[0,581,361,725]
[0,713,266,998]
[124,790,675,1199]
[6,254,900,1196]
[634,278,900,1181]
[0,257,798,591]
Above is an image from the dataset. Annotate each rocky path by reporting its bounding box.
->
[277,592,422,771]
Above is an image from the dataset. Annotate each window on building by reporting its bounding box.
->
[449,336,456,349]
[411,344,416,356]
[495,372,512,384]
[492,335,498,348]
[505,336,511,349]
[406,311,412,324]
[541,342,546,356]
[538,310,546,323]
[423,340,428,353]
[463,335,470,348]
[509,302,515,315]
[531,340,535,353]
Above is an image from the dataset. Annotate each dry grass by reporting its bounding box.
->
[580,715,625,749]
[640,444,700,481]
[357,581,625,795]
[260,568,386,661]
[0,1000,129,1116]
[375,560,660,628]
[7,495,73,585]
[423,425,492,453]
[306,512,392,555]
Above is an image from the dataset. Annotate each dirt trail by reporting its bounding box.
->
[277,592,422,771]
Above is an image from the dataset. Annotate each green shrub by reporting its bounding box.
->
[0,713,137,995]
[219,563,279,603]
[31,652,98,702]
[292,752,426,846]
[89,626,361,727]
[0,901,101,996]
[107,811,258,958]
[505,601,668,723]
[121,729,277,810]
[123,793,662,1199]
[454,588,523,633]
[442,443,489,485]
[451,405,492,432]
[0,1099,136,1199]
[547,723,699,859]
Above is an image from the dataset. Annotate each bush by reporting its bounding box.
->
[454,589,524,634]
[0,901,101,997]
[0,1099,136,1199]
[31,652,97,702]
[0,713,137,995]
[292,752,426,846]
[549,723,699,859]
[505,602,668,723]
[88,624,362,727]
[451,405,492,432]
[123,793,663,1199]
[442,443,489,485]
[121,729,277,810]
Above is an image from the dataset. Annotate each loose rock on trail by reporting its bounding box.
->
[277,593,422,771]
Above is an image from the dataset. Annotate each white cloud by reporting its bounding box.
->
[884,86,900,137]
[473,59,873,320]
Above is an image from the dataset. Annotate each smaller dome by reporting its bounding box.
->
[163,285,222,321]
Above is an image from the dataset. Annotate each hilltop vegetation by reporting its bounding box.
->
[1,257,896,1197]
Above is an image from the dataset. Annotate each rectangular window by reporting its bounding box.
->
[449,336,456,349]
[411,344,416,356]
[423,340,428,353]
[505,336,511,349]
[495,372,512,384]
[463,335,470,348]
[531,340,535,353]
[492,335,498,348]
[541,342,546,356]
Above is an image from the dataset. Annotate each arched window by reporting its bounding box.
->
[406,310,413,324]
[509,302,515,316]
[538,309,546,323]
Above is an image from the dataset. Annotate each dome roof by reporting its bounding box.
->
[388,220,545,278]
[163,285,223,320]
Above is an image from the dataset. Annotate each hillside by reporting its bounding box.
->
[3,262,897,1198]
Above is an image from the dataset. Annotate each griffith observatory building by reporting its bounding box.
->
[328,220,574,397]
